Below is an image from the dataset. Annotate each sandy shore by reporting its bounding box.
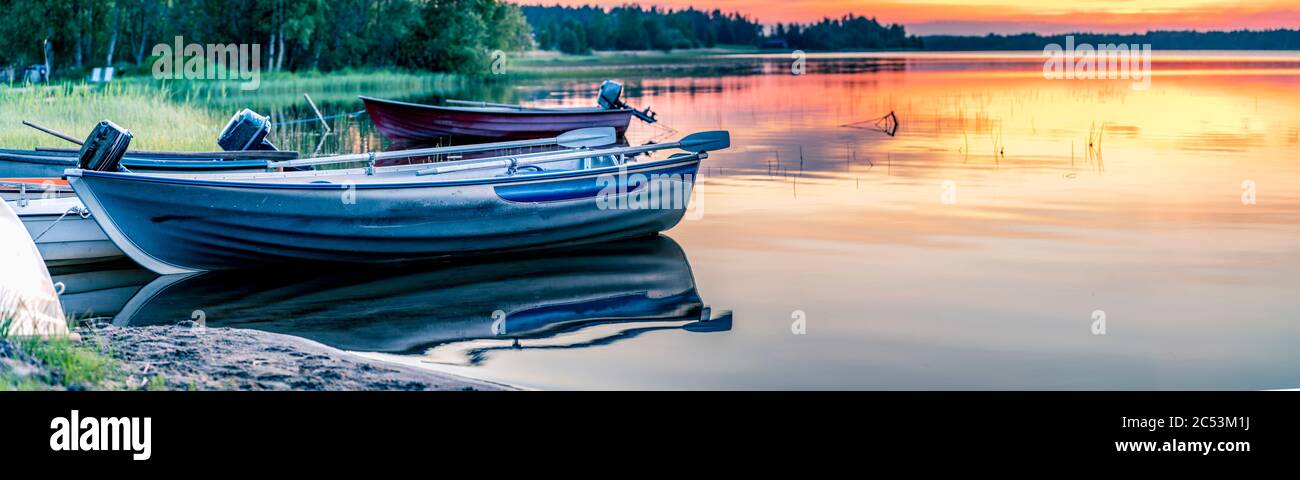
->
[86,325,511,391]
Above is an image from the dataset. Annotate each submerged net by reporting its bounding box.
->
[841,111,899,137]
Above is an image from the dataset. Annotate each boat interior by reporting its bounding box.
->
[81,148,698,186]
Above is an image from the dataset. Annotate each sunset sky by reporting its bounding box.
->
[517,0,1300,35]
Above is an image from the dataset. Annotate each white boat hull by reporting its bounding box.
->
[9,197,125,266]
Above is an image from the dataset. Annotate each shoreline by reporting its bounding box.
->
[4,325,513,391]
[98,325,514,391]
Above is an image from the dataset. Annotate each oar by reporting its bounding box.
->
[22,120,84,145]
[265,127,616,170]
[418,130,729,176]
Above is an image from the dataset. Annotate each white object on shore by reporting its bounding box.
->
[90,67,114,83]
[0,200,69,337]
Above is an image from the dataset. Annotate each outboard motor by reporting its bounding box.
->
[77,120,133,172]
[217,108,280,151]
[596,80,657,124]
[597,80,624,110]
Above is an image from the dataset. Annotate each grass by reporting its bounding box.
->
[0,371,48,391]
[13,336,118,386]
[0,82,222,151]
[146,69,468,112]
[1,316,125,391]
[0,70,469,152]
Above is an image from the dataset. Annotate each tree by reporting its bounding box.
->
[401,0,488,73]
[521,5,765,52]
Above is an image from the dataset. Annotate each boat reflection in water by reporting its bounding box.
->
[48,260,156,322]
[112,235,730,364]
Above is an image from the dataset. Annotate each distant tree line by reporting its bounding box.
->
[770,16,922,50]
[922,30,1300,51]
[0,0,532,77]
[523,5,762,53]
[524,6,922,53]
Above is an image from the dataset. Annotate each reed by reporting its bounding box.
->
[1,71,465,152]
[0,82,220,150]
[152,70,464,112]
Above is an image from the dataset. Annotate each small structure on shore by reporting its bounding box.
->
[90,67,115,83]
[23,64,49,83]
[0,201,68,338]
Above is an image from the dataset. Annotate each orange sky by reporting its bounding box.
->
[515,0,1300,35]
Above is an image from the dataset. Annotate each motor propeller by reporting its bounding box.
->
[597,80,658,124]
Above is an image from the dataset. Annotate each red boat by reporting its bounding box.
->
[360,80,657,142]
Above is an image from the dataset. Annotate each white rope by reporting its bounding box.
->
[31,206,89,242]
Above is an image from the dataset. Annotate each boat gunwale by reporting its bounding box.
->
[360,95,634,115]
[0,152,79,165]
[117,159,271,169]
[68,154,704,190]
[33,147,300,160]
[2,155,269,169]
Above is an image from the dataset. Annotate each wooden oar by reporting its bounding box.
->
[265,127,616,170]
[418,130,729,176]
[22,120,83,145]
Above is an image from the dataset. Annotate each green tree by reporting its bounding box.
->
[401,0,488,73]
[0,0,543,79]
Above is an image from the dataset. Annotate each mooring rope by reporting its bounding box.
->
[31,206,90,242]
[271,109,367,126]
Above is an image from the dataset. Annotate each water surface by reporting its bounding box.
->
[91,52,1300,389]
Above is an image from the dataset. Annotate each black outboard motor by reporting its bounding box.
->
[217,108,279,151]
[597,80,624,110]
[77,120,133,172]
[596,80,657,124]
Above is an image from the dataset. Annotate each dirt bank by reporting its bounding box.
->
[5,325,510,391]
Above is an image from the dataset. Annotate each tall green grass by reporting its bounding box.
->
[140,70,467,113]
[0,82,222,150]
[13,335,118,386]
[1,315,121,390]
[1,70,468,152]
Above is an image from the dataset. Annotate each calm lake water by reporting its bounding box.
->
[70,52,1300,389]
